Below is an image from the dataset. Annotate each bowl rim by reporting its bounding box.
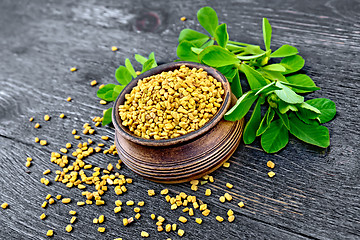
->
[112,61,231,147]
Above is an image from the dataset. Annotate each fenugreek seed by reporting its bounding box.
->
[44,115,50,121]
[43,169,51,175]
[216,216,224,222]
[178,229,185,237]
[35,137,39,143]
[100,100,107,105]
[205,189,211,196]
[96,200,105,205]
[228,215,235,222]
[141,231,149,237]
[59,113,65,118]
[123,218,128,226]
[98,227,105,233]
[157,216,165,222]
[178,216,187,223]
[134,207,140,213]
[209,176,214,182]
[26,161,31,167]
[200,180,208,185]
[90,80,97,86]
[172,223,177,231]
[49,198,55,204]
[148,190,155,196]
[136,71,141,75]
[219,196,225,203]
[41,201,47,208]
[151,214,156,220]
[1,203,8,209]
[77,201,85,206]
[190,180,199,185]
[223,162,230,168]
[111,46,118,51]
[29,117,34,122]
[65,224,73,232]
[180,16,186,21]
[67,97,72,102]
[72,129,76,135]
[46,230,53,236]
[226,183,233,189]
[195,218,202,224]
[114,206,121,213]
[56,195,62,200]
[34,123,40,129]
[138,201,144,206]
[227,209,234,216]
[238,201,245,208]
[69,210,76,215]
[101,136,109,140]
[40,140,47,146]
[189,208,194,216]
[224,193,232,201]
[115,200,122,206]
[40,213,46,220]
[126,201,134,206]
[191,185,198,191]
[199,204,207,211]
[62,198,71,204]
[157,225,164,232]
[98,215,105,223]
[70,67,77,72]
[98,84,105,90]
[74,135,80,140]
[268,171,276,178]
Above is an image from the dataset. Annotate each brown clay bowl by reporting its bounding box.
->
[112,61,244,183]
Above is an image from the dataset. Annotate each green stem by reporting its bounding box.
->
[228,40,257,47]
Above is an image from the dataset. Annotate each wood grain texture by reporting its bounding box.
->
[0,0,359,239]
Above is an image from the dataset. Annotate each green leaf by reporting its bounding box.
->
[217,65,237,83]
[148,52,158,67]
[102,107,113,126]
[141,59,155,73]
[197,7,218,36]
[215,23,229,48]
[262,64,286,72]
[134,54,148,65]
[191,47,203,55]
[297,102,321,121]
[270,44,298,58]
[115,66,132,85]
[275,82,304,104]
[289,113,330,148]
[179,29,210,47]
[256,107,275,136]
[284,74,319,93]
[226,43,244,53]
[177,41,200,62]
[112,85,125,101]
[243,99,262,144]
[97,84,116,101]
[201,39,214,48]
[224,91,258,121]
[201,46,240,67]
[261,119,289,153]
[239,64,268,90]
[262,18,272,51]
[255,82,282,96]
[275,109,290,130]
[281,55,305,74]
[125,58,137,78]
[230,71,243,98]
[261,70,288,82]
[306,98,336,123]
[278,100,298,114]
[237,51,267,60]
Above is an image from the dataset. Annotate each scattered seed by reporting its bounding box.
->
[126,200,134,206]
[160,189,168,195]
[224,193,232,201]
[66,224,73,232]
[35,123,40,129]
[141,231,149,238]
[90,80,97,86]
[111,46,118,51]
[70,67,77,72]
[228,215,235,222]
[226,183,233,189]
[70,216,77,224]
[98,215,105,223]
[44,115,50,121]
[1,203,9,209]
[180,17,187,21]
[216,216,224,222]
[40,213,47,220]
[178,229,185,237]
[100,100,107,105]
[29,117,34,122]
[67,97,72,102]
[223,162,230,168]
[98,227,106,233]
[40,140,47,146]
[178,216,187,223]
[46,230,54,237]
[43,169,51,175]
[59,113,65,119]
[148,190,155,196]
[195,218,202,224]
[35,137,40,143]
[138,201,145,206]
[268,171,276,178]
[62,198,71,204]
[49,198,55,204]
[238,201,245,208]
[26,161,31,167]
[205,189,211,196]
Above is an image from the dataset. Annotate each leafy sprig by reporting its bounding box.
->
[176,7,336,153]
[97,52,158,125]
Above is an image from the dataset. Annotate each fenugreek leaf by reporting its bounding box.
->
[262,64,286,72]
[281,81,320,93]
[306,98,336,123]
[177,40,200,62]
[197,7,218,36]
[215,23,229,48]
[115,66,132,85]
[102,107,113,126]
[201,39,215,48]
[216,65,237,83]
[289,113,330,148]
[239,64,268,89]
[134,54,148,65]
[261,119,289,153]
[237,51,267,60]
[284,74,319,93]
[274,82,304,104]
[255,82,282,96]
[262,18,272,51]
[112,85,125,101]
[297,102,321,122]
[278,100,298,114]
[243,99,262,144]
[256,107,275,136]
[281,55,305,74]
[201,46,240,67]
[148,52,158,67]
[141,59,155,73]
[125,58,137,78]
[224,91,258,121]
[275,109,290,130]
[179,29,210,48]
[230,71,243,98]
[97,84,117,101]
[270,44,298,58]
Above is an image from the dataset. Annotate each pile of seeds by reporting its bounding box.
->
[118,65,224,140]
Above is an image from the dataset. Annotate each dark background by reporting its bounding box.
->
[0,0,359,239]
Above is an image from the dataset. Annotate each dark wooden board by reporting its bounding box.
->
[0,0,359,239]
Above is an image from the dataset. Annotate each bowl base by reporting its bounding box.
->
[114,117,244,184]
